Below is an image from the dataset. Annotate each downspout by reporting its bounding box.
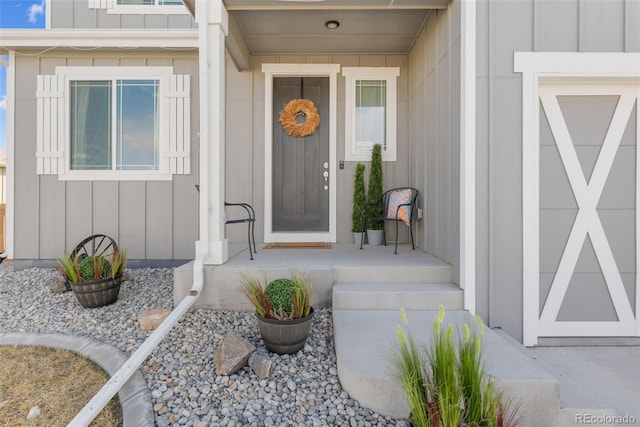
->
[68,248,208,427]
[69,1,210,425]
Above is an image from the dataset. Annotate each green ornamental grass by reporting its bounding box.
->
[241,271,313,320]
[392,306,521,427]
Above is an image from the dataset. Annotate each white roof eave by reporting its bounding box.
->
[0,28,198,51]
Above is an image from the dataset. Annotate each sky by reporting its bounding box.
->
[0,0,46,150]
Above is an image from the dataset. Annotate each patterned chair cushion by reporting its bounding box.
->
[387,189,413,225]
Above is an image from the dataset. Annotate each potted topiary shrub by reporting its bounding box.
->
[58,244,127,309]
[366,144,384,245]
[352,163,366,244]
[241,272,314,354]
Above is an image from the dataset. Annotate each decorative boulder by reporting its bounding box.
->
[214,333,256,376]
[139,309,172,331]
[249,352,274,379]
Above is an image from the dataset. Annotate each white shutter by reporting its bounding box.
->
[88,0,115,9]
[167,74,191,175]
[36,74,64,175]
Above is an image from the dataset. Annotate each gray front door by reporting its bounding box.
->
[272,77,330,232]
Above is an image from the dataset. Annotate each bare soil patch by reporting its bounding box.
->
[0,345,120,426]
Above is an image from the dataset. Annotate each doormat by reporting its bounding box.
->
[264,242,331,249]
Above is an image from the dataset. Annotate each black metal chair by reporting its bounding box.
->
[224,202,257,260]
[195,185,257,260]
[360,187,419,254]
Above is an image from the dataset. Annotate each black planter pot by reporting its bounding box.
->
[70,274,123,309]
[256,308,314,354]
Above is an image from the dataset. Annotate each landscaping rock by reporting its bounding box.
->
[248,352,274,379]
[50,280,68,294]
[214,333,255,375]
[139,308,172,331]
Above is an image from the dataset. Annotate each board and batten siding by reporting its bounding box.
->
[408,5,461,284]
[224,53,412,245]
[51,0,195,29]
[476,0,640,342]
[13,52,199,265]
[224,9,461,270]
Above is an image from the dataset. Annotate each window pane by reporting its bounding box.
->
[70,81,111,170]
[116,80,159,171]
[159,0,183,4]
[355,80,386,152]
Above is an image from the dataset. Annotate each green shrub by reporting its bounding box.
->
[266,278,297,316]
[366,144,384,230]
[352,163,366,232]
[78,256,111,281]
[241,272,313,320]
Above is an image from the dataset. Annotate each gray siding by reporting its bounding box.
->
[51,0,195,29]
[476,0,640,341]
[539,99,637,321]
[225,53,415,246]
[13,52,199,263]
[223,7,461,279]
[407,6,461,282]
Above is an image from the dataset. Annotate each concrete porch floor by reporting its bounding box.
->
[173,242,454,311]
[222,242,450,269]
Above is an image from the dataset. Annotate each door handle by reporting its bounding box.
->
[323,171,328,190]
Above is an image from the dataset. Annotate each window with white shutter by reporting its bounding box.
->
[36,66,190,181]
[88,0,188,14]
[36,74,65,175]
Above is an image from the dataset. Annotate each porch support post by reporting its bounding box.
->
[196,0,229,265]
[460,0,476,314]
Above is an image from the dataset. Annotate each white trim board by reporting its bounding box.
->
[515,51,640,346]
[460,0,476,314]
[5,52,15,259]
[0,29,198,50]
[261,63,340,243]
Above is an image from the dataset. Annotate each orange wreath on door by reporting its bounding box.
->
[279,98,320,137]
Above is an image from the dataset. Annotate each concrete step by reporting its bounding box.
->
[332,282,463,311]
[332,264,452,283]
[333,309,579,426]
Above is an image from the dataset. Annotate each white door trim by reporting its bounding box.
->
[515,52,640,346]
[261,63,339,243]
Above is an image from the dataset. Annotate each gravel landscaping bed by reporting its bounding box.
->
[0,263,409,427]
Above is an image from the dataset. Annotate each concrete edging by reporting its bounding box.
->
[0,332,153,427]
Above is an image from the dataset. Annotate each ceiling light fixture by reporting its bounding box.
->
[324,20,340,30]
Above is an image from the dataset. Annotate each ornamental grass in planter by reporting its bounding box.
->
[392,306,521,427]
[58,248,127,309]
[241,272,314,354]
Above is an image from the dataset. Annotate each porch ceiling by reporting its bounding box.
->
[232,9,432,55]
[184,0,448,65]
